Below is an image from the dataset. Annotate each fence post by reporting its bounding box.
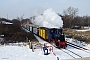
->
[32,44,34,52]
[28,40,32,49]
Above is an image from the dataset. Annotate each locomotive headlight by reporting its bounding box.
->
[58,39,60,42]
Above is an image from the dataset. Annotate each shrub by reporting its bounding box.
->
[0,24,38,43]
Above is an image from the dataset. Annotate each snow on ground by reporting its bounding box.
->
[0,44,56,60]
[76,27,90,32]
[0,36,90,60]
[1,21,13,24]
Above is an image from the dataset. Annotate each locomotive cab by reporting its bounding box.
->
[56,33,67,49]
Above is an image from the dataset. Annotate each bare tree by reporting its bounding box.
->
[62,6,79,28]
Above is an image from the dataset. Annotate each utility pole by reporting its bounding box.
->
[7,14,8,19]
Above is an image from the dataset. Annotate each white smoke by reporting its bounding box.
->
[31,8,63,28]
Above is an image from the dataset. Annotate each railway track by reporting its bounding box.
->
[61,49,76,58]
[53,44,83,58]
[67,42,90,54]
[61,49,82,58]
[66,49,82,58]
[67,42,88,50]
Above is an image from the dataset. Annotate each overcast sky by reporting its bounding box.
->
[0,0,90,19]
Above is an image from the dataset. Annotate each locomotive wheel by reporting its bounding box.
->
[63,46,66,49]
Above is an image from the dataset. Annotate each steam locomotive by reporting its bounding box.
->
[24,24,67,49]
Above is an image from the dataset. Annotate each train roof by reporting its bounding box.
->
[39,27,62,30]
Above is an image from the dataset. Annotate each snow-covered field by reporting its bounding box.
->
[0,44,56,60]
[0,36,90,60]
